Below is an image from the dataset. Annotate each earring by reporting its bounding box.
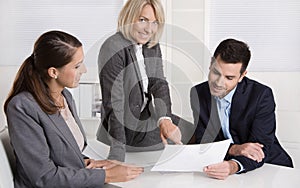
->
[54,75,58,79]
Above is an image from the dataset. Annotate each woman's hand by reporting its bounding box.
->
[85,159,118,169]
[104,162,144,183]
[159,119,182,145]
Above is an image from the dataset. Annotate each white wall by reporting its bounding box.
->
[0,66,19,131]
[0,0,122,133]
[162,0,208,122]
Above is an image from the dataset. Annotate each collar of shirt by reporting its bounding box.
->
[215,86,237,104]
[134,44,143,53]
[214,86,237,143]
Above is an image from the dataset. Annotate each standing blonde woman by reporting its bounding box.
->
[4,30,143,188]
[97,0,189,162]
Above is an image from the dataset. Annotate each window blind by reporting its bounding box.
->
[0,0,122,66]
[208,0,300,72]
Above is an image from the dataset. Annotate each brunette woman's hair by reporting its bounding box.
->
[4,30,82,114]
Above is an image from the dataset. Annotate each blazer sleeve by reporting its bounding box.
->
[229,87,276,172]
[190,84,221,144]
[6,95,105,188]
[99,43,127,161]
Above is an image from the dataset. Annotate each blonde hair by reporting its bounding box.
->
[118,0,165,48]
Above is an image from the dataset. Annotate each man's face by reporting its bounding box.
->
[208,55,246,98]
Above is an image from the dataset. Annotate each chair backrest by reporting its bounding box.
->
[0,127,14,188]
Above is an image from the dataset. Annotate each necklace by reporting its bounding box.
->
[53,93,65,109]
[59,97,70,121]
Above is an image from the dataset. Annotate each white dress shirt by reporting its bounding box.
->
[135,44,149,110]
[134,44,172,126]
[215,86,244,172]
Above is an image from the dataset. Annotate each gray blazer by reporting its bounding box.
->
[97,32,173,161]
[6,89,105,188]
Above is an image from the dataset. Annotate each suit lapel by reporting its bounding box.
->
[117,31,144,92]
[143,45,152,77]
[47,113,82,156]
[128,45,145,96]
[47,91,84,162]
[201,94,224,143]
[63,90,87,144]
[229,78,247,142]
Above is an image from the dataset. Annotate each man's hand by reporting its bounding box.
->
[203,160,239,180]
[159,119,182,145]
[229,143,264,162]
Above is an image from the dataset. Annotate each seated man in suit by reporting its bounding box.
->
[190,38,293,179]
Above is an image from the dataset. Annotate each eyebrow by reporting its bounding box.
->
[75,60,84,66]
[139,16,149,20]
[212,67,221,75]
[212,67,236,78]
[139,16,157,22]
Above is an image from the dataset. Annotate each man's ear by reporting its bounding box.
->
[48,67,58,79]
[238,70,247,82]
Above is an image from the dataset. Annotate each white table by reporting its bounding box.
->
[84,140,300,188]
[112,164,300,188]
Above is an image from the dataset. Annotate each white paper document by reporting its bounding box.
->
[151,139,231,172]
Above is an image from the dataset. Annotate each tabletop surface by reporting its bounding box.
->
[112,164,300,188]
[84,140,300,188]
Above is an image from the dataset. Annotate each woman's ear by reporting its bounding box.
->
[48,67,58,79]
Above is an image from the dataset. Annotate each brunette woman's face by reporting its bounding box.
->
[131,4,158,44]
[56,47,87,89]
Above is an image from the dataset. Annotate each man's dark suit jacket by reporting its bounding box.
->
[190,77,293,173]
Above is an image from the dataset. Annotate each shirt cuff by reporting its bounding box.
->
[157,116,172,127]
[230,159,244,173]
